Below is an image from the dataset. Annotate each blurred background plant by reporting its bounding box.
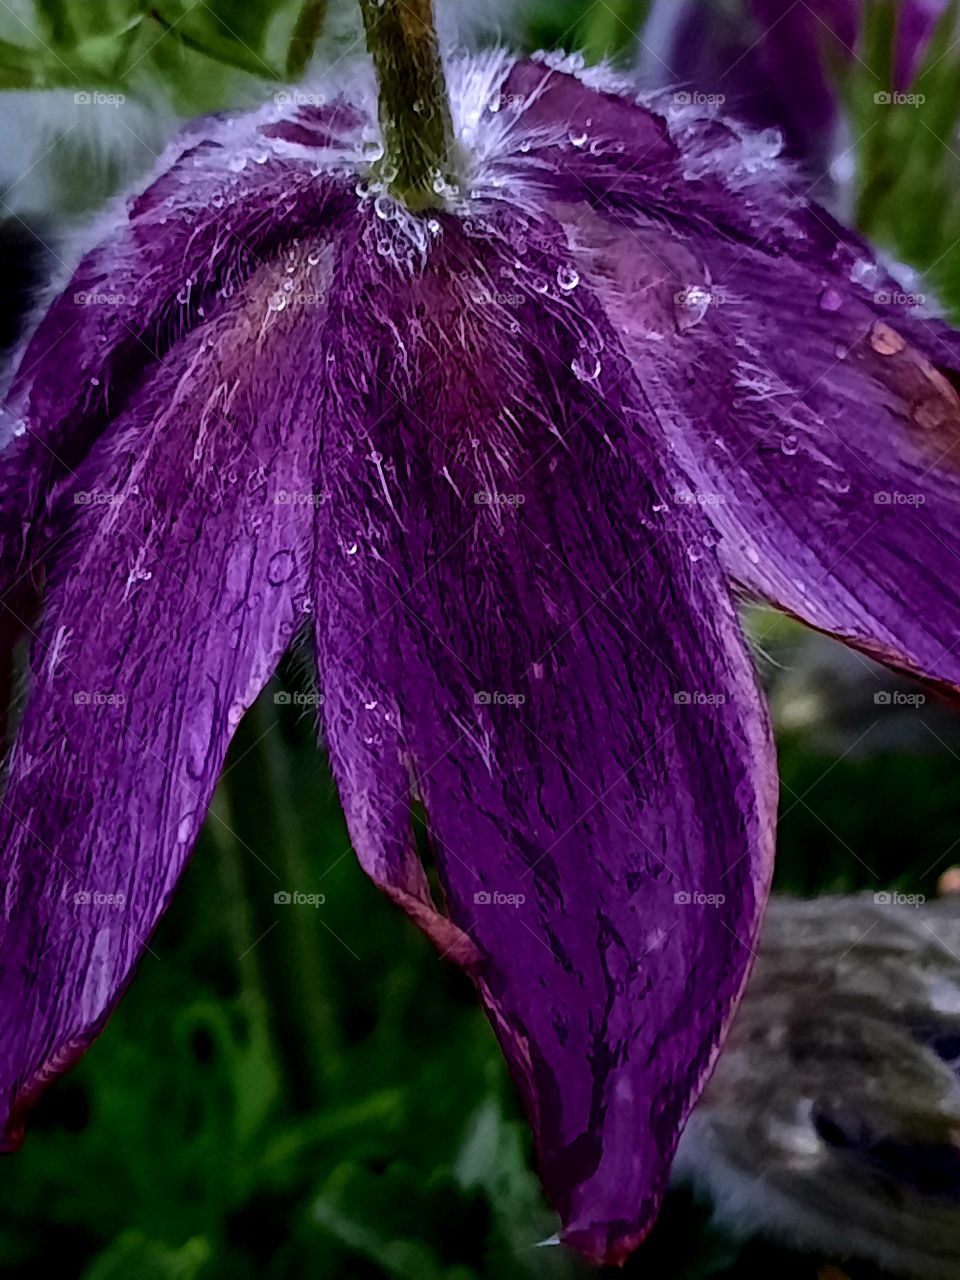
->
[2,1,960,1277]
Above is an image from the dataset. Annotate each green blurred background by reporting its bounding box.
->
[2,1,960,1277]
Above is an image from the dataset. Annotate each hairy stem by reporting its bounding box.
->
[358,0,461,209]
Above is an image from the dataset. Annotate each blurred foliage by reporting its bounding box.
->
[3,1,960,1278]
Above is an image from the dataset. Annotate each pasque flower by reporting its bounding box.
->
[2,0,960,1264]
[678,894,960,1279]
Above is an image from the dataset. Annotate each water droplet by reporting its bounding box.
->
[687,546,704,562]
[675,286,711,329]
[572,352,601,382]
[307,248,323,265]
[569,130,588,148]
[818,474,851,495]
[819,286,843,313]
[745,545,760,565]
[557,266,579,292]
[227,701,245,728]
[364,699,379,710]
[345,542,358,556]
[870,322,906,356]
[780,433,799,456]
[374,195,395,221]
[267,549,296,585]
[427,218,441,235]
[177,814,195,843]
[268,293,287,312]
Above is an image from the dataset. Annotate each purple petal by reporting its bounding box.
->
[0,111,345,603]
[501,62,960,691]
[313,213,777,1263]
[0,260,323,1146]
[893,0,948,91]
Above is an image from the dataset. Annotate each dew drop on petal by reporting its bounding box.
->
[268,293,287,312]
[267,549,296,585]
[557,266,579,292]
[780,433,800,456]
[870,321,906,356]
[569,130,588,148]
[818,286,843,312]
[571,352,601,382]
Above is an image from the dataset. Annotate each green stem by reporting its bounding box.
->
[357,0,461,209]
[287,0,329,78]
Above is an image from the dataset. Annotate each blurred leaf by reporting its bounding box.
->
[148,5,281,80]
[82,1233,212,1280]
[579,0,651,64]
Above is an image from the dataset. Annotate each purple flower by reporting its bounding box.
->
[657,0,946,166]
[1,50,960,1264]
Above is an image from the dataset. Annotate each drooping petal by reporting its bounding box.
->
[0,258,326,1146]
[0,102,348,600]
[313,212,777,1263]
[496,60,960,691]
